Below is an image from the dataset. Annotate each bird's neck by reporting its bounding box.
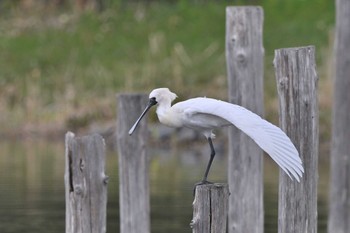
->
[155,100,181,127]
[156,100,172,118]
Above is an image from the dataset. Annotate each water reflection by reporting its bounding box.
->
[0,142,65,233]
[0,141,328,233]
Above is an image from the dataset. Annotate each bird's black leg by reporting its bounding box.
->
[193,137,216,195]
[202,137,216,183]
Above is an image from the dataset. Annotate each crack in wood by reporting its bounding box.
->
[68,147,74,192]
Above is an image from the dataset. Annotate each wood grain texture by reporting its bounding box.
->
[116,94,150,233]
[191,184,229,233]
[329,1,350,232]
[65,132,108,233]
[225,6,264,233]
[274,46,318,233]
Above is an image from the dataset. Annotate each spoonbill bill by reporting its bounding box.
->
[129,88,303,184]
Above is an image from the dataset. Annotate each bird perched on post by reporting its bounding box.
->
[129,88,303,185]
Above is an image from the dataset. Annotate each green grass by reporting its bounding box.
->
[0,0,334,134]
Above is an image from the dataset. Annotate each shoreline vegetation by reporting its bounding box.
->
[0,1,334,157]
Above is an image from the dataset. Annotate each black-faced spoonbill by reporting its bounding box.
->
[129,88,304,185]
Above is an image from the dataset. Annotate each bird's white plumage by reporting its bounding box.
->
[171,97,303,181]
[132,88,304,182]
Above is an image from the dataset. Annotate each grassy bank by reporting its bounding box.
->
[0,0,334,148]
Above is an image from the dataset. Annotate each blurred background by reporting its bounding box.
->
[0,0,333,232]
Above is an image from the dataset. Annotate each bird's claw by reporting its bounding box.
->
[193,180,213,196]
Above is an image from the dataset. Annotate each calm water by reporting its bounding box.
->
[0,140,329,233]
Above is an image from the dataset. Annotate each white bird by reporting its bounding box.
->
[129,88,304,184]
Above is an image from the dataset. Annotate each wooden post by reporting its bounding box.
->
[274,46,318,233]
[225,6,264,233]
[65,132,108,233]
[329,0,350,232]
[116,94,150,233]
[191,184,229,233]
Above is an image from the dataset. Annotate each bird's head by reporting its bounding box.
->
[149,88,177,104]
[128,88,177,135]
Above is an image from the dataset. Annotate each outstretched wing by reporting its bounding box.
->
[179,97,304,182]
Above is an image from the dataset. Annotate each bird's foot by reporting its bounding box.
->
[193,180,213,196]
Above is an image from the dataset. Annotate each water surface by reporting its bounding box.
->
[0,141,328,232]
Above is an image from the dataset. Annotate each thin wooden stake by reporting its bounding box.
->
[274,46,318,233]
[65,132,108,233]
[329,0,350,232]
[191,184,229,233]
[116,93,150,233]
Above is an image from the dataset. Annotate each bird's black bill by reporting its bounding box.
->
[128,97,157,135]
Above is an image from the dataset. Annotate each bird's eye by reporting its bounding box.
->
[150,97,158,105]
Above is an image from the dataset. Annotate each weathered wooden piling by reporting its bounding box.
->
[225,6,264,233]
[274,46,318,233]
[191,184,229,233]
[64,132,108,233]
[116,94,150,233]
[329,0,350,232]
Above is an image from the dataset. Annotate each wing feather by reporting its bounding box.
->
[177,97,304,181]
